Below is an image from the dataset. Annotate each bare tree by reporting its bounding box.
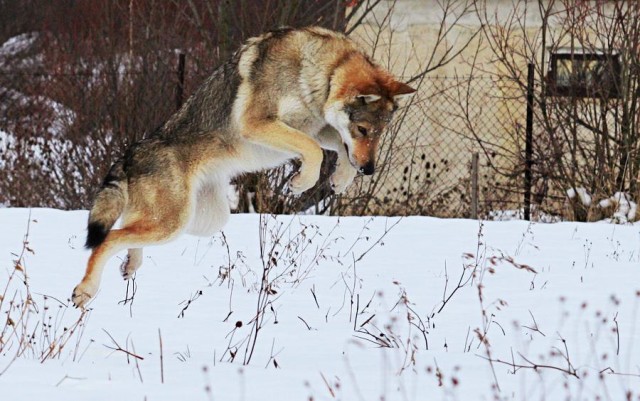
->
[474,0,640,221]
[332,0,482,216]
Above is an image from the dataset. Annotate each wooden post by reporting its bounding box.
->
[471,152,479,219]
[524,63,534,221]
[175,52,186,110]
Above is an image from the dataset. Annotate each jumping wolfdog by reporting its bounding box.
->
[72,26,415,307]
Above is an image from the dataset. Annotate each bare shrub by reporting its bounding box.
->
[473,0,640,221]
[1,0,478,217]
[0,212,90,376]
[0,0,352,210]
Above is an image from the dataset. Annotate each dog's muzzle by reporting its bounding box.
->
[359,161,375,175]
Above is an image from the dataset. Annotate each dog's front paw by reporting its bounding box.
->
[330,163,357,194]
[289,170,320,195]
[71,280,98,308]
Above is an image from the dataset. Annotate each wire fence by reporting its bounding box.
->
[0,64,534,217]
[332,76,531,219]
[2,57,613,221]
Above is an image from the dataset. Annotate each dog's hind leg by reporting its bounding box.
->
[120,248,143,280]
[117,211,145,280]
[186,181,231,237]
[72,218,186,308]
[72,186,191,308]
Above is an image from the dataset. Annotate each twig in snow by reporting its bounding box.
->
[55,375,86,387]
[319,371,336,399]
[298,316,312,330]
[613,312,620,356]
[310,285,320,308]
[159,328,164,384]
[118,274,137,317]
[102,329,144,361]
[478,352,579,379]
[522,310,546,337]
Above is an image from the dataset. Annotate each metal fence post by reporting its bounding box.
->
[524,63,534,221]
[471,152,479,219]
[176,52,186,110]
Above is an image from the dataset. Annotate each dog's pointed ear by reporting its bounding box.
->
[389,81,416,102]
[356,94,382,104]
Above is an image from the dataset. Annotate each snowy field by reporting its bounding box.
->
[1,208,639,400]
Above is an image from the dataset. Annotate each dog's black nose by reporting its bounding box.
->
[360,162,375,175]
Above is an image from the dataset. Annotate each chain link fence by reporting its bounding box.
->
[332,76,531,219]
[1,60,586,220]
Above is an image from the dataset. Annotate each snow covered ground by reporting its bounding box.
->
[1,208,639,400]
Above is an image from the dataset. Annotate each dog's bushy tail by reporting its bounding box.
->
[86,161,127,249]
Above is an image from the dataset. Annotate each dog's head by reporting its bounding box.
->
[325,62,415,175]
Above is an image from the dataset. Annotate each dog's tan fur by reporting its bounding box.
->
[72,26,415,307]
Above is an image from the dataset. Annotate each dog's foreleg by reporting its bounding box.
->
[330,150,358,194]
[243,120,323,194]
[317,126,357,193]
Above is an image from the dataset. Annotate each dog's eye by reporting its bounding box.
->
[357,126,368,136]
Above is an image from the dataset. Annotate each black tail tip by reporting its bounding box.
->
[85,222,109,249]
